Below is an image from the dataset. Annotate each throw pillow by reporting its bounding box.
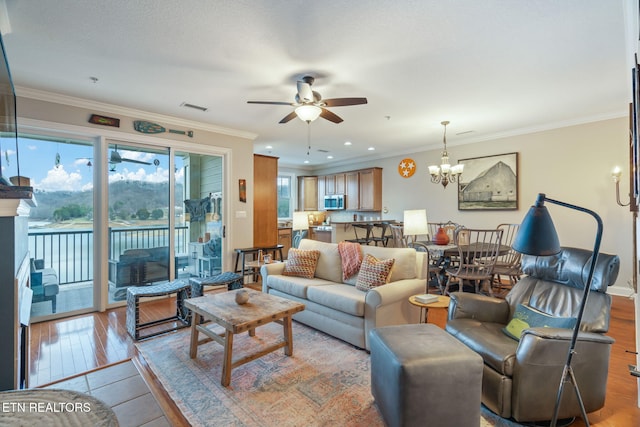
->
[355,254,395,291]
[503,304,577,341]
[282,249,321,279]
[338,241,363,281]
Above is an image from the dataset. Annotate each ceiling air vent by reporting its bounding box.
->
[180,102,209,112]
[316,149,329,153]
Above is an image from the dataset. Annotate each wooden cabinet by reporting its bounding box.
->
[334,173,346,195]
[309,227,332,243]
[298,176,318,211]
[345,172,360,210]
[358,168,382,211]
[278,228,292,258]
[253,154,278,247]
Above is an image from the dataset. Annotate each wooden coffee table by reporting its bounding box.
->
[184,288,305,386]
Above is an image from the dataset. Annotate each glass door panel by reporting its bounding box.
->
[6,135,96,319]
[176,151,223,280]
[107,141,170,303]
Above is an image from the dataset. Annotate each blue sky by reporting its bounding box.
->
[1,137,183,192]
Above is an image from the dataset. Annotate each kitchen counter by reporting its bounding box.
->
[308,221,398,243]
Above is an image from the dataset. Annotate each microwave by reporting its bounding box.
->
[324,194,345,210]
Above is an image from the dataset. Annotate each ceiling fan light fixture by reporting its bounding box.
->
[295,105,322,122]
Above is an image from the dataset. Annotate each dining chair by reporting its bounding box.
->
[443,228,504,296]
[348,223,374,245]
[389,224,407,248]
[490,223,523,296]
[408,241,444,294]
[370,221,392,246]
[427,222,442,241]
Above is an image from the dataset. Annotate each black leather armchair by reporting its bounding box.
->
[445,247,619,423]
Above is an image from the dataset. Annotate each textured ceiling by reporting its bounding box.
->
[0,0,630,168]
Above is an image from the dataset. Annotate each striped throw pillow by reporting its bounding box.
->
[355,254,395,291]
[282,249,321,279]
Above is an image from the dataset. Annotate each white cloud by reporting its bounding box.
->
[36,165,86,192]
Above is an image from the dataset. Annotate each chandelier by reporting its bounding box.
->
[428,120,463,188]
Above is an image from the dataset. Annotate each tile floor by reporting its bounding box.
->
[42,359,170,427]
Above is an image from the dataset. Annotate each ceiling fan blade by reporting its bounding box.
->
[323,97,368,107]
[247,101,292,105]
[320,108,343,124]
[122,158,152,165]
[296,80,314,103]
[279,111,298,124]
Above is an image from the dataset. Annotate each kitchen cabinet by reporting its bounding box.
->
[345,172,359,210]
[334,173,346,195]
[278,228,292,258]
[358,168,382,211]
[254,154,278,247]
[309,227,332,243]
[298,176,318,211]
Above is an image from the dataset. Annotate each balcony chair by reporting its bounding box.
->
[30,259,60,313]
[445,247,619,423]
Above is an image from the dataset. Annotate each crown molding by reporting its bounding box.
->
[15,86,258,141]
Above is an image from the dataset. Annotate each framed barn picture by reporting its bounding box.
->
[457,152,518,211]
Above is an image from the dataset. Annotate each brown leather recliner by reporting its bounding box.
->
[445,247,620,423]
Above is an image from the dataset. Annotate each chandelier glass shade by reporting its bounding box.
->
[295,105,322,122]
[429,120,463,188]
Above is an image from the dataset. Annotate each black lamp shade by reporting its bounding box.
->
[512,197,561,256]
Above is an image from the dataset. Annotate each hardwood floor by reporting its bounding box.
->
[28,295,640,426]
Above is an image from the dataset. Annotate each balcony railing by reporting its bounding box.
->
[28,225,189,285]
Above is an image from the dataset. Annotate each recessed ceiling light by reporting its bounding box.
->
[368,147,375,151]
[344,141,352,146]
[303,160,310,164]
[327,155,333,159]
[265,145,273,149]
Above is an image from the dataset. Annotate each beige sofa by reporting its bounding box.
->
[260,239,427,350]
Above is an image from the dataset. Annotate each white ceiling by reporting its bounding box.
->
[0,0,630,168]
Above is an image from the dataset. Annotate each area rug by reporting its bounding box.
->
[136,322,519,426]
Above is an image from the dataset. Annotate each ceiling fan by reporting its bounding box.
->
[109,146,151,165]
[247,76,367,124]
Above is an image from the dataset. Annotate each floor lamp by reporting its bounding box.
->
[403,209,429,246]
[512,193,602,427]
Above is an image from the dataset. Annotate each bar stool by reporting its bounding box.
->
[348,223,373,245]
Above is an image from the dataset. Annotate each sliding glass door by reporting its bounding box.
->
[107,141,170,303]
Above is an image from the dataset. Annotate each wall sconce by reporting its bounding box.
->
[611,166,630,207]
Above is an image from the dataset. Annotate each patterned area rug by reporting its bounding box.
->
[136,321,517,426]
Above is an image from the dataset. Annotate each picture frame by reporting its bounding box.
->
[457,152,518,211]
[239,179,246,203]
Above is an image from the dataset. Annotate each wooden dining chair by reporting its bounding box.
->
[443,228,503,296]
[389,224,407,248]
[408,241,445,294]
[490,223,523,296]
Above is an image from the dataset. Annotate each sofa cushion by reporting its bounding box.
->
[361,246,416,280]
[446,318,518,376]
[307,284,366,317]
[298,239,343,283]
[266,275,334,299]
[283,248,321,278]
[503,304,577,341]
[356,254,395,291]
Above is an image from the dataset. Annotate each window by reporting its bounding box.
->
[277,175,292,219]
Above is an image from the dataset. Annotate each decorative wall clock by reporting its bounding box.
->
[398,158,416,178]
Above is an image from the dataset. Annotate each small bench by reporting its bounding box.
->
[189,271,243,297]
[126,280,191,340]
[369,324,483,427]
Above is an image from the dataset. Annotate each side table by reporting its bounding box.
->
[408,295,450,328]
